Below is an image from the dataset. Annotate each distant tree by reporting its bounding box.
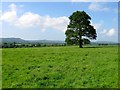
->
[3,43,8,48]
[21,44,25,47]
[43,44,47,47]
[9,43,14,48]
[31,44,35,47]
[65,11,97,48]
[36,43,41,47]
[13,42,16,48]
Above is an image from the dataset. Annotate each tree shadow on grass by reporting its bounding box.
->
[83,46,103,48]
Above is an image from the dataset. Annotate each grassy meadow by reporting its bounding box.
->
[2,45,118,88]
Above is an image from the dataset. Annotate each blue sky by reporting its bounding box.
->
[1,2,118,42]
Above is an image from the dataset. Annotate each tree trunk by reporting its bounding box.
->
[78,35,83,48]
[79,39,83,48]
[78,27,83,48]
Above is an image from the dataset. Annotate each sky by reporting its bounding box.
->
[0,1,119,42]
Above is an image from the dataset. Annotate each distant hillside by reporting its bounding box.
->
[1,38,65,44]
[28,40,65,44]
[91,41,118,45]
[1,38,28,43]
[0,38,118,45]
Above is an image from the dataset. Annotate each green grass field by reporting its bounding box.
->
[2,46,118,88]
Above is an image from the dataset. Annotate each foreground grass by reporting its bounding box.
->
[2,46,118,88]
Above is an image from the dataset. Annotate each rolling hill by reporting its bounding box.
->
[0,38,118,45]
[0,38,65,44]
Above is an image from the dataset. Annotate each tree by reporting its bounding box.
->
[82,38,90,44]
[65,11,97,48]
[3,43,8,48]
[13,42,16,48]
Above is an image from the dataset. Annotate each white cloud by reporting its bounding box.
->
[15,12,41,28]
[90,21,102,31]
[40,16,69,32]
[0,3,17,24]
[9,3,17,11]
[93,23,102,30]
[100,28,116,37]
[88,3,109,11]
[0,10,17,24]
[0,3,69,32]
[94,24,102,30]
[15,14,69,32]
[106,28,116,36]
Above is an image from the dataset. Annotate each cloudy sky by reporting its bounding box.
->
[1,1,118,42]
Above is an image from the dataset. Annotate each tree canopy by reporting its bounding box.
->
[65,11,97,48]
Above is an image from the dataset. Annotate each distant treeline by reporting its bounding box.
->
[1,42,67,48]
[0,42,119,48]
[98,44,109,46]
[95,43,119,46]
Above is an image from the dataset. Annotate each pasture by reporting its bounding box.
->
[2,46,118,88]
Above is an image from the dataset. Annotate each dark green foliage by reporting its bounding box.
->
[83,38,90,44]
[65,11,97,48]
